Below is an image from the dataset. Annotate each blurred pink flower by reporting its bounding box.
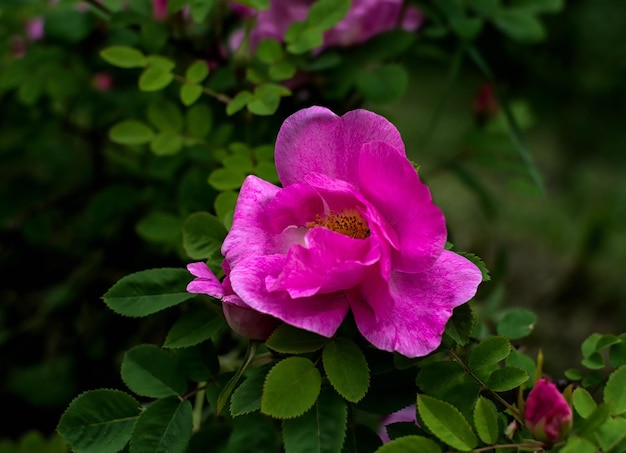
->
[92,72,113,92]
[153,0,168,20]
[233,0,423,51]
[187,106,481,357]
[525,379,573,444]
[26,17,45,41]
[378,405,418,443]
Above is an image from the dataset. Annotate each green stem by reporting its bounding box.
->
[192,383,206,432]
[215,341,259,415]
[172,74,232,104]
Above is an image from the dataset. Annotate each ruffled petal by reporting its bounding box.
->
[275,106,404,187]
[229,254,349,337]
[186,262,224,299]
[222,175,281,268]
[350,251,482,357]
[265,183,324,233]
[357,141,446,273]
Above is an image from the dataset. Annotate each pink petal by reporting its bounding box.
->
[265,183,324,234]
[357,141,446,273]
[222,175,281,268]
[186,262,225,299]
[350,251,482,358]
[228,254,349,337]
[275,106,404,187]
[267,227,380,298]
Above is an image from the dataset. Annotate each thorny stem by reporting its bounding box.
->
[448,348,524,424]
[172,74,232,104]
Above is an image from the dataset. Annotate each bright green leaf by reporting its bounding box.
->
[150,131,184,156]
[261,357,321,419]
[282,387,347,453]
[146,55,176,71]
[257,39,283,64]
[247,83,290,116]
[139,66,173,91]
[269,60,297,81]
[265,324,329,354]
[322,338,370,403]
[208,167,247,191]
[487,366,528,392]
[572,387,597,418]
[468,336,511,372]
[103,268,194,317]
[164,306,227,349]
[497,308,537,340]
[596,416,626,453]
[582,352,605,370]
[604,365,626,415]
[147,100,183,132]
[130,398,192,453]
[559,436,597,453]
[374,435,441,453]
[417,394,477,451]
[100,46,147,68]
[227,90,253,116]
[185,60,209,84]
[121,344,187,398]
[234,0,269,9]
[57,389,140,453]
[473,397,499,444]
[109,120,154,146]
[180,84,203,106]
[582,333,602,357]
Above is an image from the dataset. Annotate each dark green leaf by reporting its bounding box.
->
[356,64,408,104]
[416,361,466,395]
[186,103,213,139]
[147,100,183,132]
[609,334,626,368]
[208,168,247,191]
[417,394,477,451]
[121,344,187,398]
[492,9,546,42]
[444,303,477,346]
[486,366,528,392]
[596,416,626,453]
[468,336,511,371]
[150,131,184,156]
[247,84,291,116]
[130,398,192,453]
[497,309,537,340]
[227,412,276,453]
[457,252,491,282]
[182,212,227,261]
[322,339,370,403]
[103,268,194,317]
[57,390,140,453]
[164,305,227,349]
[269,61,297,81]
[227,91,253,116]
[374,436,441,453]
[230,368,270,417]
[135,212,182,244]
[265,324,329,354]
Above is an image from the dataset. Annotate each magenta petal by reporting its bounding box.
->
[350,251,482,358]
[186,262,224,299]
[357,141,446,273]
[222,175,281,268]
[229,255,349,337]
[275,106,405,187]
[265,183,324,233]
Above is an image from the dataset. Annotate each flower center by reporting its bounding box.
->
[307,209,371,239]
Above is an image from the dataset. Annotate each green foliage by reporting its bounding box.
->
[473,397,499,444]
[130,398,193,453]
[230,367,269,417]
[163,305,227,348]
[109,120,155,146]
[468,336,511,372]
[322,338,370,403]
[121,344,187,398]
[496,308,537,340]
[417,394,478,451]
[100,46,147,68]
[374,436,441,453]
[604,365,626,415]
[265,324,329,354]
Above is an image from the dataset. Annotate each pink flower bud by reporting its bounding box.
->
[524,379,572,444]
[153,0,168,20]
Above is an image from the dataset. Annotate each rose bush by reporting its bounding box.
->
[188,106,482,357]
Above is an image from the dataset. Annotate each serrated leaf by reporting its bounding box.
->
[103,268,194,317]
[322,339,369,403]
[444,303,477,346]
[186,103,212,139]
[374,435,441,453]
[185,60,209,84]
[180,84,203,107]
[139,66,173,92]
[417,394,477,451]
[57,389,140,453]
[100,46,147,68]
[265,324,329,354]
[121,344,187,398]
[559,436,597,453]
[109,120,154,146]
[416,361,466,395]
[282,387,347,453]
[181,211,226,261]
[604,365,626,415]
[473,397,499,444]
[130,398,192,453]
[609,334,626,368]
[572,387,597,418]
[163,305,227,349]
[261,357,321,419]
[468,336,511,372]
[596,416,626,453]
[150,131,183,156]
[487,366,528,392]
[577,404,611,438]
[226,91,253,116]
[356,64,408,104]
[505,349,536,385]
[231,368,269,417]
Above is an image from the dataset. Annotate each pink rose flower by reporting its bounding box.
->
[525,378,573,444]
[188,106,482,357]
[233,0,424,51]
[26,17,45,41]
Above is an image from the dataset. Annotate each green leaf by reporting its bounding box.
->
[182,212,227,260]
[443,303,477,346]
[186,103,213,139]
[163,305,227,349]
[417,394,477,451]
[146,55,176,71]
[180,84,203,107]
[468,336,511,371]
[247,83,291,116]
[189,0,214,22]
[121,344,187,398]
[374,436,441,453]
[265,324,329,354]
[139,67,173,91]
[285,23,324,54]
[214,191,238,229]
[356,64,409,104]
[227,90,253,116]
[103,268,194,317]
[512,0,564,14]
[230,368,269,417]
[261,357,321,419]
[130,398,192,453]
[486,366,528,392]
[147,100,183,132]
[282,387,347,453]
[473,397,499,444]
[257,39,283,64]
[609,334,626,368]
[505,349,536,385]
[604,365,626,415]
[582,352,605,370]
[572,387,597,418]
[57,389,140,453]
[559,436,598,453]
[582,333,602,358]
[235,0,269,9]
[306,0,350,31]
[565,368,583,381]
[150,131,184,156]
[322,338,370,403]
[185,60,209,84]
[596,416,626,453]
[416,361,466,395]
[449,16,484,41]
[492,9,546,42]
[577,404,611,438]
[269,61,297,81]
[109,120,154,146]
[135,212,182,244]
[208,168,247,191]
[100,46,147,68]
[227,412,276,453]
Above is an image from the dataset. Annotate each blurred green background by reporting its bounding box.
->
[1,0,625,445]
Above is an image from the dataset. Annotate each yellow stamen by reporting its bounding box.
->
[307,209,370,239]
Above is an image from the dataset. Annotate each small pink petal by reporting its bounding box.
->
[186,262,224,299]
